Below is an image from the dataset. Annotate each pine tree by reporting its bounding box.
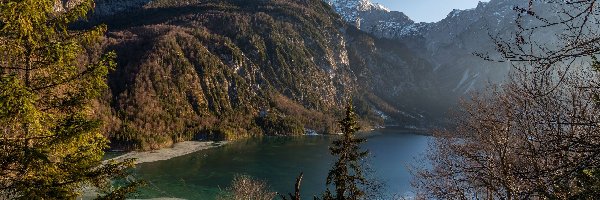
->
[0,0,137,198]
[323,102,369,200]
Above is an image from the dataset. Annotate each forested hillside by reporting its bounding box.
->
[86,0,438,150]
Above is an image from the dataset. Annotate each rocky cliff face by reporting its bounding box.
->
[88,0,438,149]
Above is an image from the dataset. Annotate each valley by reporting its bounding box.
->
[4,0,597,199]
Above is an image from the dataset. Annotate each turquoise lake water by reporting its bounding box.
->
[128,128,430,199]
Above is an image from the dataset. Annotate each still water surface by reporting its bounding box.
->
[131,128,430,199]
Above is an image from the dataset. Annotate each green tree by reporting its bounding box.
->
[323,102,369,200]
[0,0,137,199]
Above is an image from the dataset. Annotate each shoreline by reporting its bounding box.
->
[106,141,228,165]
[104,126,426,166]
[81,141,226,200]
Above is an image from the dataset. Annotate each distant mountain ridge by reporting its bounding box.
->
[327,0,525,97]
[89,0,510,99]
[91,0,516,98]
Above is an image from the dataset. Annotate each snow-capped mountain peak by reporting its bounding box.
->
[327,0,418,38]
[328,0,390,12]
[326,0,390,25]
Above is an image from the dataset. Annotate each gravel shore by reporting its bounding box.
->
[107,141,228,165]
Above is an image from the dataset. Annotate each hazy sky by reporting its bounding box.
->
[370,0,490,23]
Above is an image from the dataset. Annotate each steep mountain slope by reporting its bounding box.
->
[88,0,438,149]
[327,0,527,100]
[419,1,514,98]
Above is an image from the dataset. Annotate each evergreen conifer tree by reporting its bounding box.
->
[323,102,369,200]
[0,0,137,198]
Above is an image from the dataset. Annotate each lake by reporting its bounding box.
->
[129,128,431,199]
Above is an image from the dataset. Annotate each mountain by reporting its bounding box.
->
[86,0,439,150]
[327,0,528,98]
[325,0,425,38]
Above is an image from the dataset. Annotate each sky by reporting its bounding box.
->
[370,0,490,23]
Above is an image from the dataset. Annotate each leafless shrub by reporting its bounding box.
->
[217,175,276,200]
[416,1,600,199]
[414,62,600,199]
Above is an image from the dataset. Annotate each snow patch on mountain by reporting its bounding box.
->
[326,0,388,23]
